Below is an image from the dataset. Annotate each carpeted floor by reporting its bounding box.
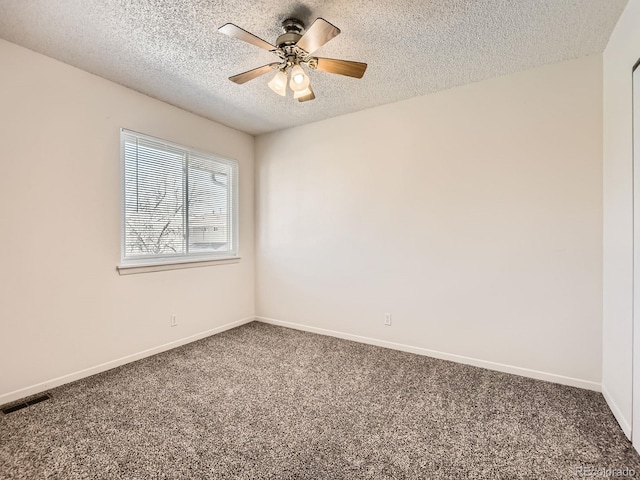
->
[1,322,639,479]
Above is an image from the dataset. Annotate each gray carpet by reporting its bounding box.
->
[1,322,639,479]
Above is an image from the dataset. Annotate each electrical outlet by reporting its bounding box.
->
[384,313,392,326]
[170,315,178,327]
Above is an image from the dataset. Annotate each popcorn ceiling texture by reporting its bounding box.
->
[1,322,639,479]
[0,0,628,135]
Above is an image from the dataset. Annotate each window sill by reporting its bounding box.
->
[117,257,241,275]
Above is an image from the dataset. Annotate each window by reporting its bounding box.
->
[120,129,238,267]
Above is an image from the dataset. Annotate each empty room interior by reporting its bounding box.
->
[2,0,640,478]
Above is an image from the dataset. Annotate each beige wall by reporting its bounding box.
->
[602,0,640,439]
[0,39,255,403]
[256,55,603,389]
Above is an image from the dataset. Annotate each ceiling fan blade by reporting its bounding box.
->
[296,18,340,54]
[314,58,367,78]
[297,85,316,103]
[229,63,280,84]
[218,23,275,51]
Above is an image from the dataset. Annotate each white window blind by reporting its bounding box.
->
[121,129,238,265]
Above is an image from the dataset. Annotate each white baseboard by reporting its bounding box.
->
[256,316,601,392]
[602,384,632,439]
[0,316,255,406]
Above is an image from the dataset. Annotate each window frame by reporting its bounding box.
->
[118,128,239,271]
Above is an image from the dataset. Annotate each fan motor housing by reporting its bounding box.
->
[277,18,304,47]
[276,32,301,47]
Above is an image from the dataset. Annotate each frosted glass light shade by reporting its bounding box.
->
[289,65,310,91]
[293,86,313,99]
[268,71,288,96]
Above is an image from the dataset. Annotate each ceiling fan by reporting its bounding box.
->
[218,18,367,102]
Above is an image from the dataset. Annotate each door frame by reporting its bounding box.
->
[632,59,640,451]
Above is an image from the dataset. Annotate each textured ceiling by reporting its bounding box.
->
[0,0,628,135]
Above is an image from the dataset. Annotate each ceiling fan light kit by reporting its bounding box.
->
[267,70,288,96]
[293,87,312,99]
[219,17,367,102]
[289,65,310,91]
